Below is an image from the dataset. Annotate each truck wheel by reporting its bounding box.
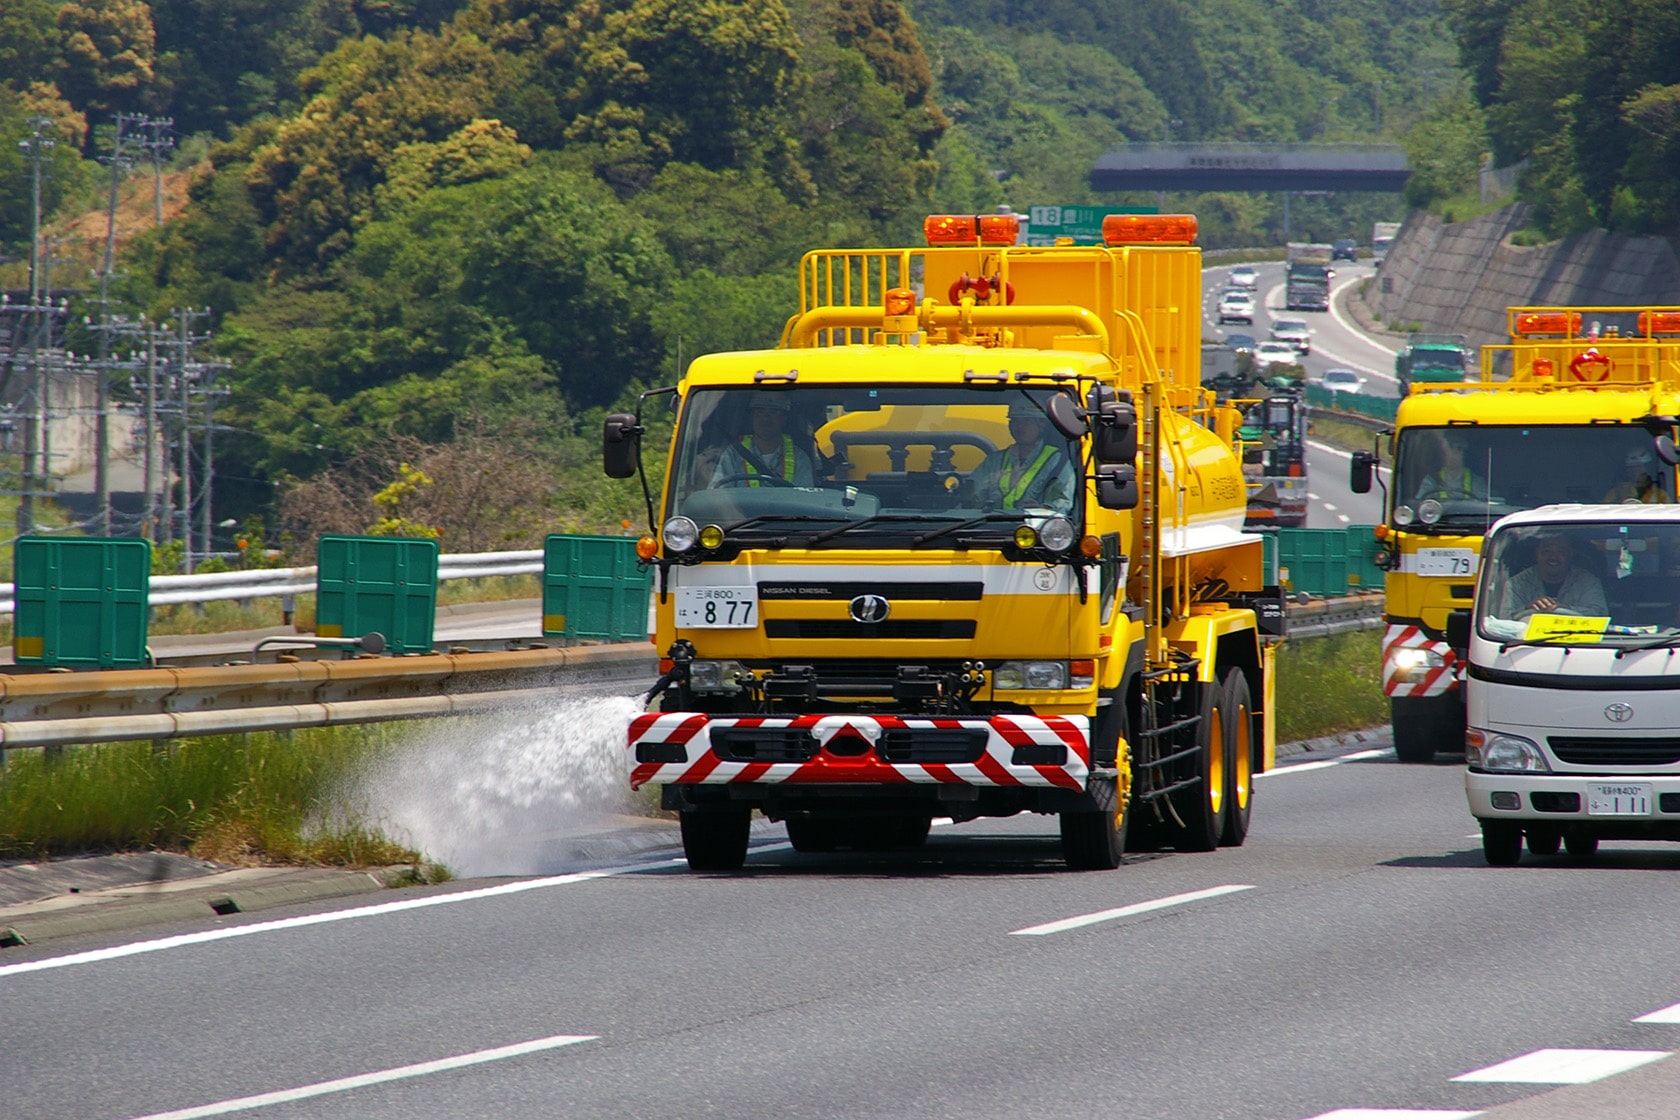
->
[1481,820,1521,866]
[1391,695,1461,764]
[1564,831,1599,859]
[1219,670,1254,847]
[680,808,751,871]
[1526,827,1561,857]
[1172,682,1227,852]
[889,814,933,850]
[785,817,841,853]
[1061,779,1126,870]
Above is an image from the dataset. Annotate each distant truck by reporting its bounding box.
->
[1236,389,1309,529]
[1371,222,1401,259]
[1284,242,1332,312]
[1395,333,1471,395]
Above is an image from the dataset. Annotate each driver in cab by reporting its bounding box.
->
[710,396,814,488]
[976,398,1077,512]
[1493,532,1608,619]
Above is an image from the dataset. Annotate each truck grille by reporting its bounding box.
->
[764,620,976,639]
[878,728,989,763]
[1548,737,1680,766]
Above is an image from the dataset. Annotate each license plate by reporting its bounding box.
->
[1587,783,1652,816]
[675,587,758,629]
[1415,548,1477,577]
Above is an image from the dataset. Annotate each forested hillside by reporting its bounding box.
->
[4,0,1651,543]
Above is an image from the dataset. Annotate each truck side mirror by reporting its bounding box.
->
[1445,609,1471,651]
[1096,464,1139,510]
[1350,449,1375,494]
[1657,434,1680,467]
[603,413,641,479]
[1046,393,1084,441]
[1094,401,1138,464]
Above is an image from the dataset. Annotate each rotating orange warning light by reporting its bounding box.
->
[1101,214,1198,245]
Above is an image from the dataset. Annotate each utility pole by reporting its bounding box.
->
[17,118,56,538]
[94,112,138,537]
[140,117,174,228]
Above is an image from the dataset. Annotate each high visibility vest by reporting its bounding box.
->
[1421,468,1475,499]
[1000,444,1061,509]
[741,435,795,485]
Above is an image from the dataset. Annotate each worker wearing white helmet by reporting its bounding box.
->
[1604,446,1664,504]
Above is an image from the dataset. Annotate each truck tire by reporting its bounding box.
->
[680,808,751,871]
[1172,681,1227,853]
[1481,820,1521,866]
[1219,670,1254,847]
[1061,778,1126,870]
[1564,831,1599,859]
[1526,827,1561,857]
[1391,695,1461,764]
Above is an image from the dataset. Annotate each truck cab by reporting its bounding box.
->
[1465,505,1680,864]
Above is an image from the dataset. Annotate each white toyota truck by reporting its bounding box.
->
[1462,503,1680,865]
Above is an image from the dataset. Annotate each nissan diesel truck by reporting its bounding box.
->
[1351,307,1680,764]
[1464,504,1680,864]
[604,212,1282,871]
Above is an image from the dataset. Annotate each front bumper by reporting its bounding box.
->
[1467,770,1680,824]
[628,711,1090,792]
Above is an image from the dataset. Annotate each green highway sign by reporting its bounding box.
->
[1025,205,1157,246]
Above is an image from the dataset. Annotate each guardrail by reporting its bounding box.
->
[0,642,656,750]
[0,549,543,615]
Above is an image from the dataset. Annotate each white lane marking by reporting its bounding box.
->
[1302,1110,1482,1120]
[1322,502,1338,512]
[1308,491,1322,500]
[121,1033,596,1120]
[1338,514,1351,523]
[1451,1048,1671,1084]
[0,862,678,980]
[1326,271,1398,359]
[1257,748,1391,779]
[1009,884,1253,936]
[1635,1002,1680,1023]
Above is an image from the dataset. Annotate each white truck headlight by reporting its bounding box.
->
[1418,499,1444,525]
[1038,516,1075,552]
[662,516,699,553]
[1475,732,1549,773]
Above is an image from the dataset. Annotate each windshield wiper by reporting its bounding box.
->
[912,512,1021,546]
[1498,628,1614,651]
[719,514,838,534]
[1615,628,1680,657]
[798,514,931,547]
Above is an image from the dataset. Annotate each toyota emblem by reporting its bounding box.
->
[849,594,891,624]
[1604,702,1634,723]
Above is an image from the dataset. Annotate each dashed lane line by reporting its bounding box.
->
[1635,1002,1680,1023]
[1257,748,1392,779]
[1301,1111,1482,1120]
[120,1034,597,1120]
[1009,884,1254,936]
[1450,1048,1671,1084]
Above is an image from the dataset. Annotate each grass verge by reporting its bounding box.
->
[0,724,448,881]
[1275,628,1387,743]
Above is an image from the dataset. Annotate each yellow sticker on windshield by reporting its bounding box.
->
[1523,614,1610,642]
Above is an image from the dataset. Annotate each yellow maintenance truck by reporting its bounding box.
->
[1351,307,1680,763]
[604,213,1282,871]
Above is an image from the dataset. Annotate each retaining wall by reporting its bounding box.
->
[1364,204,1680,349]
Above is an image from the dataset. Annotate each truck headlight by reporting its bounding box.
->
[1390,646,1445,680]
[688,660,747,693]
[662,516,699,553]
[1393,504,1415,526]
[1418,499,1444,525]
[1038,516,1075,552]
[1473,731,1549,773]
[993,661,1069,690]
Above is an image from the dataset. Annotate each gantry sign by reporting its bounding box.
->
[1090,143,1410,193]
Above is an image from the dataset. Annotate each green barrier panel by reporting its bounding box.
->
[1275,527,1351,597]
[543,534,651,642]
[13,537,151,668]
[1303,383,1400,424]
[316,535,439,654]
[1346,524,1386,592]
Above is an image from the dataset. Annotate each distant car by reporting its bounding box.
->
[1224,332,1256,354]
[1269,317,1312,355]
[1331,239,1358,261]
[1228,264,1258,288]
[1319,368,1366,394]
[1218,289,1255,324]
[1253,340,1301,371]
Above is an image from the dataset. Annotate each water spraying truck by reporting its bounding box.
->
[1351,306,1680,764]
[604,212,1282,871]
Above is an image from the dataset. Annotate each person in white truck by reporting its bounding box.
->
[1463,505,1680,865]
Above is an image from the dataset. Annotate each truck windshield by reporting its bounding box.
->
[1477,521,1680,646]
[665,385,1083,543]
[1411,351,1464,373]
[1392,425,1672,531]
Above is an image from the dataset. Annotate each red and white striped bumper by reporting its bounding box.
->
[628,712,1091,791]
[1381,623,1462,697]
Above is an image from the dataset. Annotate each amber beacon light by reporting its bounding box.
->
[1101,213,1198,246]
[924,213,1021,246]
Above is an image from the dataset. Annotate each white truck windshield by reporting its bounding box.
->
[1477,520,1680,645]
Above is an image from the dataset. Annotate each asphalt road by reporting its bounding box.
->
[7,734,1680,1120]
[1202,261,1389,529]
